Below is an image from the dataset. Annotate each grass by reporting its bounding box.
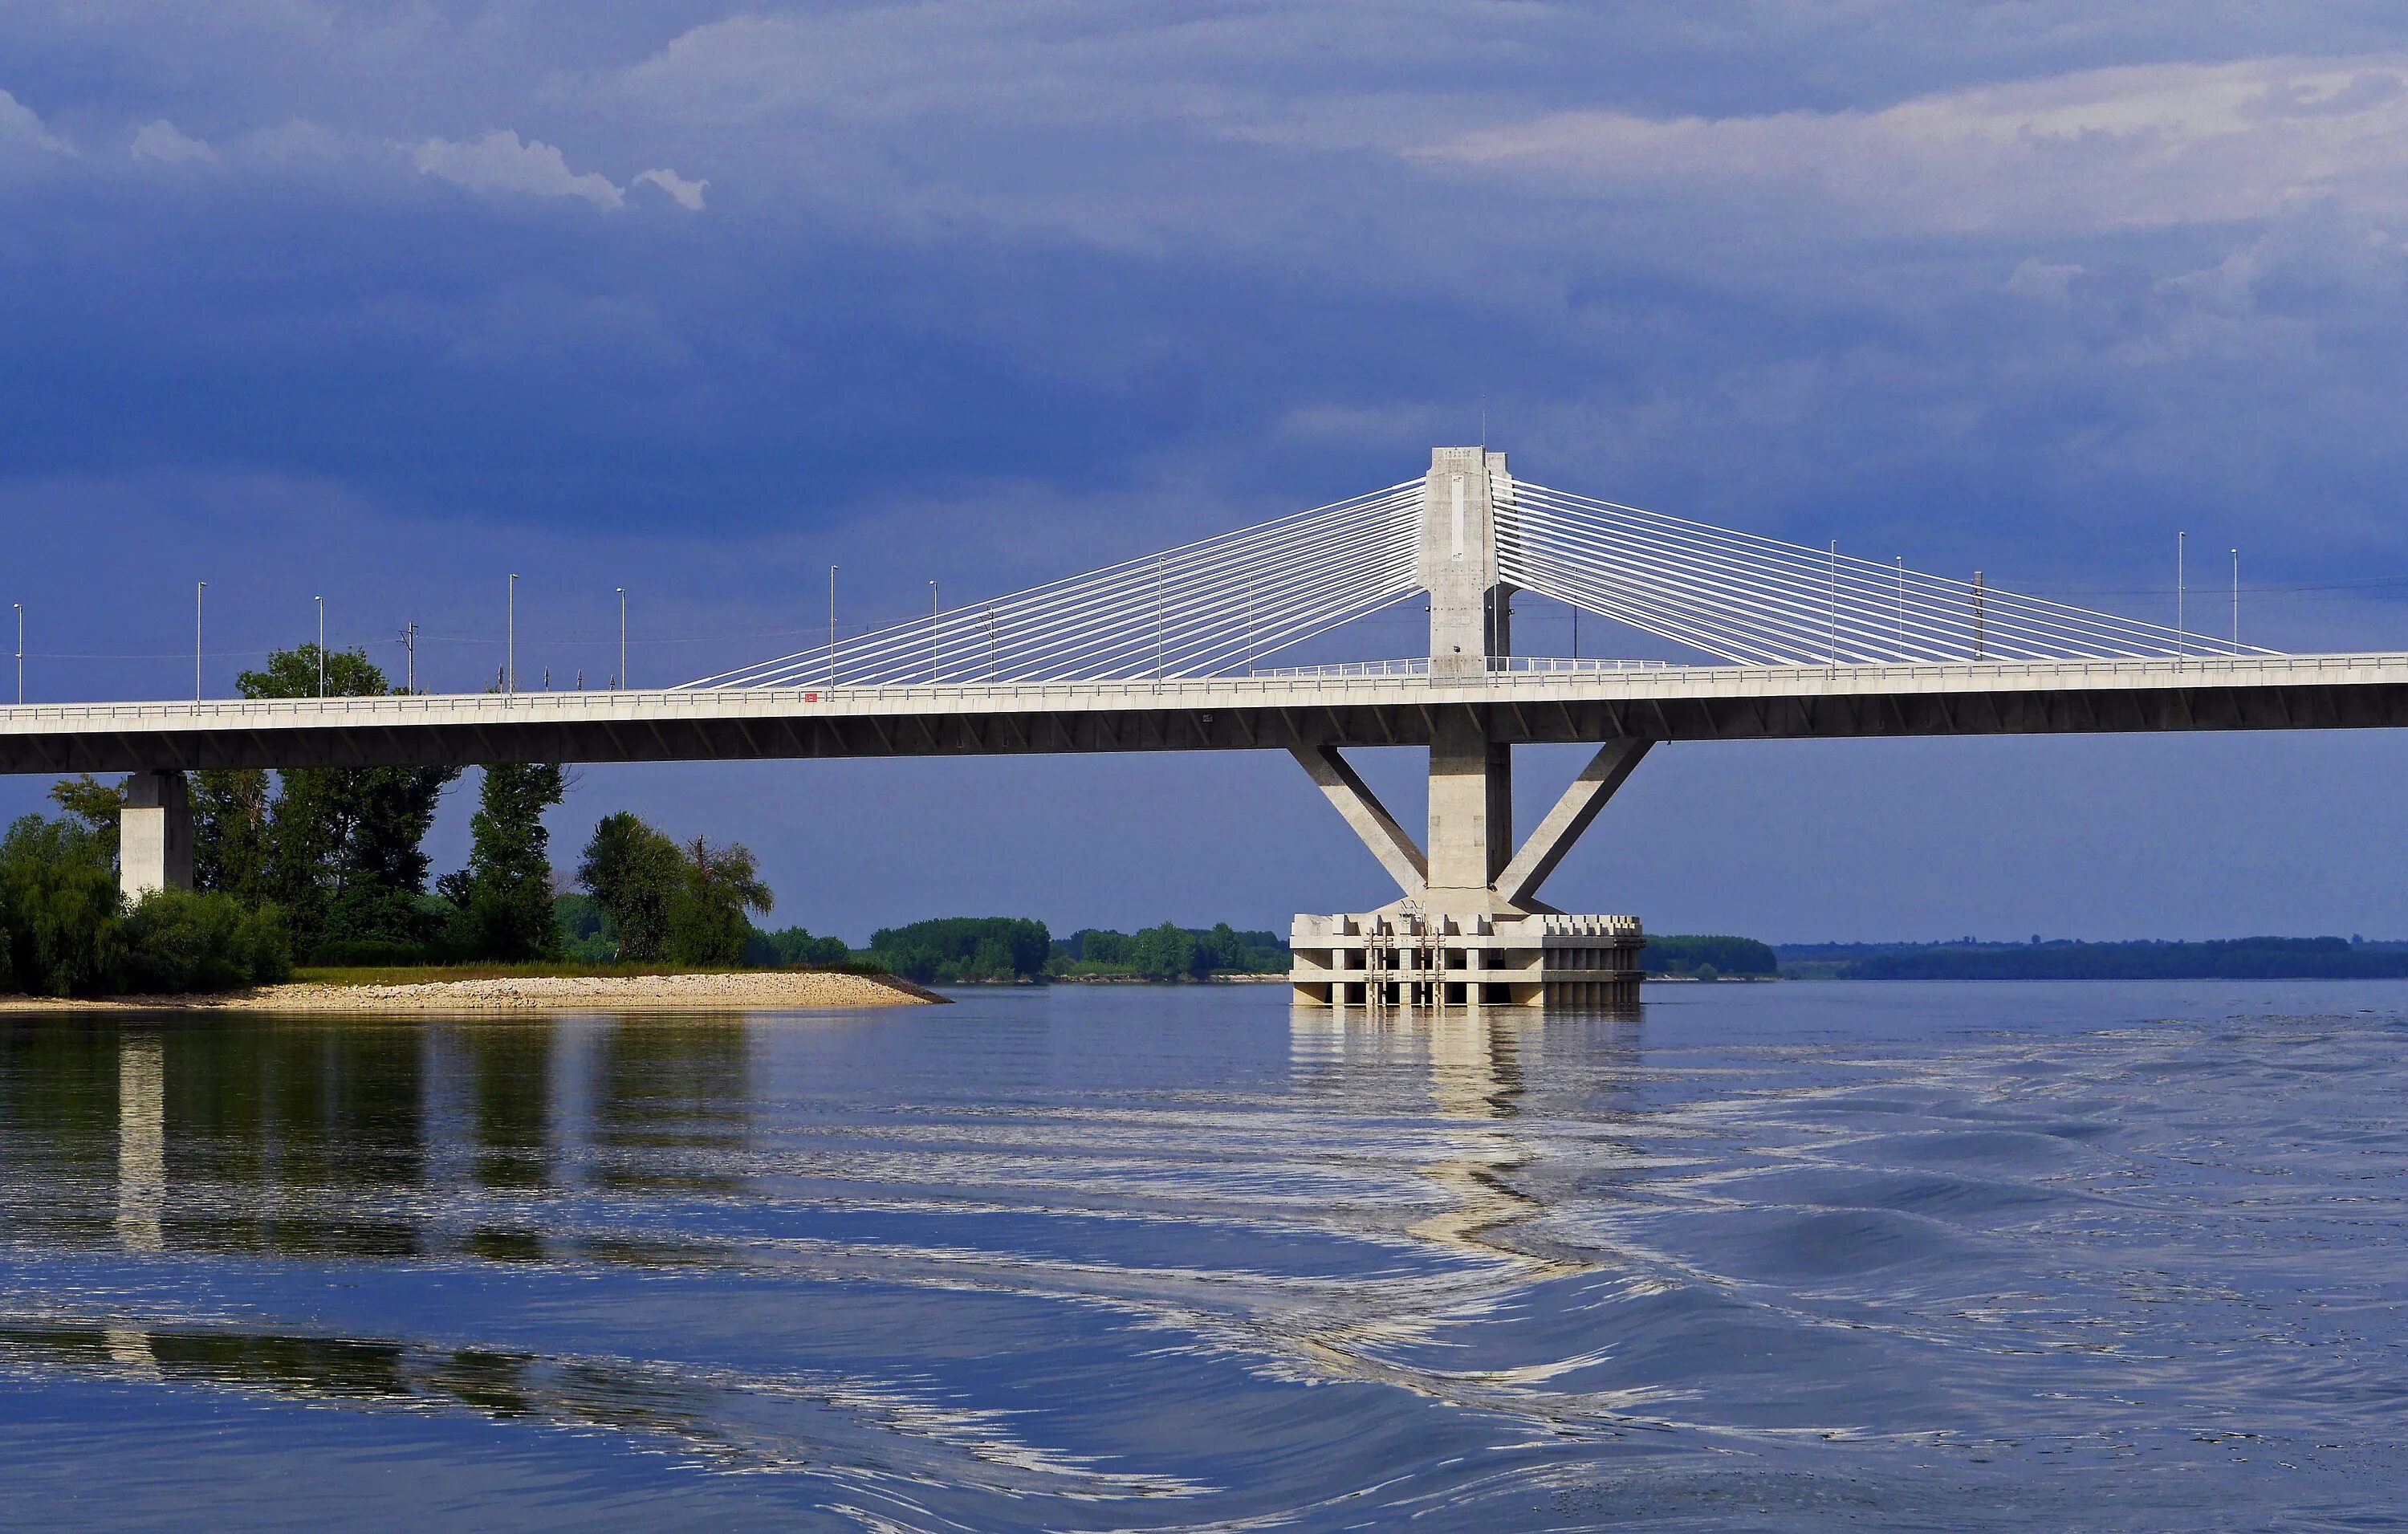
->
[292,959,893,987]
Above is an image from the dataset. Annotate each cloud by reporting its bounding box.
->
[130,119,218,165]
[411,129,624,210]
[2007,258,2084,305]
[633,167,706,210]
[1422,55,2408,235]
[0,87,73,156]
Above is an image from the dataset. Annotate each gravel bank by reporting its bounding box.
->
[0,970,942,1014]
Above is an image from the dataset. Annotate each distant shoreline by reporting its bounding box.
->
[0,969,943,1014]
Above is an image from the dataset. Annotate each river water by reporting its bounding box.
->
[2,982,2405,1530]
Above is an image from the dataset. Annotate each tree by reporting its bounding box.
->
[226,645,459,954]
[665,836,773,964]
[868,918,1051,983]
[745,925,852,967]
[448,762,565,959]
[0,813,125,997]
[120,889,292,993]
[49,775,127,865]
[576,812,685,960]
[190,767,270,902]
[1127,921,1200,979]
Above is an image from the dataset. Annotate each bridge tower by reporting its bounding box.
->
[1288,446,1646,1011]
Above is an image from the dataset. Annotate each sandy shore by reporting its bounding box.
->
[0,970,945,1014]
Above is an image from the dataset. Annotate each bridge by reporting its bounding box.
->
[8,447,2407,1007]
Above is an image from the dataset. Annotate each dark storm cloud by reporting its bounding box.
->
[6,2,2408,938]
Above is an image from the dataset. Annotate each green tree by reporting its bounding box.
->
[0,813,125,997]
[190,767,270,902]
[868,918,1051,983]
[553,892,618,961]
[1128,921,1200,979]
[446,762,565,960]
[120,889,292,993]
[665,836,773,965]
[49,775,127,865]
[228,645,459,955]
[576,812,685,961]
[744,925,853,966]
[1639,934,1777,978]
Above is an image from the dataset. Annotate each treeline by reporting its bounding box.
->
[858,918,1291,984]
[1641,934,1778,979]
[1808,936,2408,981]
[1054,924,1288,980]
[0,642,854,998]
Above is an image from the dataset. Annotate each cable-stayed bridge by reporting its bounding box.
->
[6,446,2407,1005]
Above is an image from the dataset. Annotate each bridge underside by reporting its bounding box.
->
[8,675,2406,776]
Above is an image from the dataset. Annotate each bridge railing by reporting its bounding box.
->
[1255,657,1676,679]
[6,650,2408,728]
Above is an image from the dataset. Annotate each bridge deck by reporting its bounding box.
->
[6,653,2408,774]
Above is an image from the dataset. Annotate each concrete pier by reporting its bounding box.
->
[119,768,192,902]
[1290,449,1646,1011]
[1289,910,1642,1010]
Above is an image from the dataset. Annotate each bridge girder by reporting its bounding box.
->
[5,676,2406,777]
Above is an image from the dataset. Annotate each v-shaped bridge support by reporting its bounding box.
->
[1293,734,1650,913]
[1289,743,1427,896]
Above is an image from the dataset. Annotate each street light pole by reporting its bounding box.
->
[507,573,517,695]
[12,603,20,706]
[315,596,324,696]
[2231,548,2239,654]
[195,581,205,702]
[616,588,626,690]
[929,580,939,682]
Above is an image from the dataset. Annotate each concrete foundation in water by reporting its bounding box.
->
[1289,909,1643,1011]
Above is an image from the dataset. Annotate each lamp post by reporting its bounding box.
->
[2231,548,2239,654]
[507,573,517,695]
[315,596,324,696]
[12,603,20,706]
[929,580,939,682]
[194,582,205,702]
[616,587,626,690]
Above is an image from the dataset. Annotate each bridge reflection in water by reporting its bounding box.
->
[1289,1000,1641,1279]
[2,1015,767,1460]
[0,1000,1651,1503]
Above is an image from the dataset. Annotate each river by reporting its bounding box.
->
[2,982,2404,1529]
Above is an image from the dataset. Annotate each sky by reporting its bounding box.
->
[7,2,2408,943]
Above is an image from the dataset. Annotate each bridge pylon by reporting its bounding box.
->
[1288,447,1646,1011]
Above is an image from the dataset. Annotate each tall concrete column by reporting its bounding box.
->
[1419,447,1512,680]
[1420,447,1515,915]
[1427,707,1511,909]
[120,770,192,902]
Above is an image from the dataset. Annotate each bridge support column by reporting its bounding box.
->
[1291,445,1649,1010]
[1426,707,1511,914]
[120,770,192,903]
